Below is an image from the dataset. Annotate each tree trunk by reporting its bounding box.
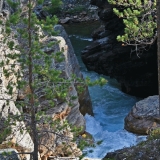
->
[28,0,38,159]
[158,0,160,115]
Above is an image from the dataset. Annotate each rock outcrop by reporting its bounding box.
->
[81,0,158,97]
[125,95,160,135]
[103,138,160,160]
[54,25,93,116]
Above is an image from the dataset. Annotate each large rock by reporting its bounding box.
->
[42,34,86,129]
[54,25,93,116]
[59,17,71,24]
[81,0,158,97]
[125,95,160,134]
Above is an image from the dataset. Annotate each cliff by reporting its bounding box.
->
[0,1,93,159]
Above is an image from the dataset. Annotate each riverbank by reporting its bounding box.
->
[59,0,99,23]
[34,0,99,23]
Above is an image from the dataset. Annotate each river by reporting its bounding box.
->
[64,22,146,159]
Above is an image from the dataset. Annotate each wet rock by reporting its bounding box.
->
[125,95,160,134]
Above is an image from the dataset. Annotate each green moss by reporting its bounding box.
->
[148,128,160,140]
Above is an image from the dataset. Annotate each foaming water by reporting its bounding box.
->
[64,23,146,159]
[84,115,137,158]
[82,71,146,158]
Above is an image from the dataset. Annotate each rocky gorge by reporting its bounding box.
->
[0,0,160,159]
[77,0,160,159]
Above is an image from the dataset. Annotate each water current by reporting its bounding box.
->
[64,22,146,159]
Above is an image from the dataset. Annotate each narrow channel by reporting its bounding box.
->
[64,22,146,159]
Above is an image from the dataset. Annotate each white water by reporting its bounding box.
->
[82,71,146,159]
[64,23,146,159]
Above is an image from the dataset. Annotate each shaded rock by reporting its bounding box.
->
[34,5,50,19]
[82,0,158,97]
[125,95,160,135]
[0,148,21,160]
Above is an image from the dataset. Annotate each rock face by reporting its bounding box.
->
[125,95,160,134]
[54,25,93,116]
[0,7,34,159]
[81,0,158,97]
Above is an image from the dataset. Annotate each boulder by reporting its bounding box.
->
[82,0,158,97]
[125,95,160,134]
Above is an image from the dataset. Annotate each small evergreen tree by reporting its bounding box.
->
[108,0,157,54]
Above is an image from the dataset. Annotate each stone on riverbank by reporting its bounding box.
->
[125,95,160,135]
[103,138,160,160]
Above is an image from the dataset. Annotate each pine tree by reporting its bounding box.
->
[108,0,160,115]
[0,0,106,159]
[108,0,157,52]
